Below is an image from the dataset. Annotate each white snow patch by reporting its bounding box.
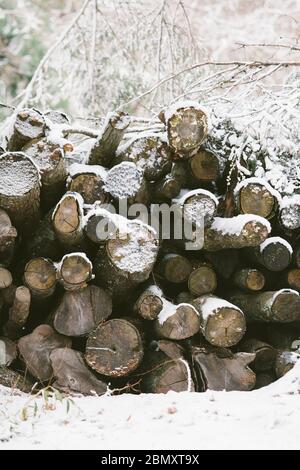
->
[0,152,41,196]
[104,162,143,199]
[210,214,271,236]
[196,295,243,322]
[158,299,198,326]
[68,163,107,179]
[259,237,293,255]
[174,188,219,207]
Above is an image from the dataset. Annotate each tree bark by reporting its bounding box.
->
[56,253,93,291]
[44,110,70,126]
[233,268,265,292]
[152,175,181,202]
[52,192,84,247]
[238,338,277,372]
[25,209,62,261]
[7,108,45,151]
[155,253,192,284]
[24,257,57,298]
[0,209,17,266]
[254,372,276,389]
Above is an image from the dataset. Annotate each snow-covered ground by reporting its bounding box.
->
[0,363,299,450]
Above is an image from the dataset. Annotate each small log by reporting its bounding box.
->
[203,214,270,251]
[7,108,45,151]
[0,367,33,393]
[3,286,31,339]
[56,253,93,291]
[152,175,181,202]
[68,163,108,204]
[254,372,276,389]
[0,337,17,366]
[104,162,150,205]
[88,111,130,166]
[233,268,265,292]
[230,289,300,323]
[188,147,220,182]
[191,343,256,391]
[0,267,13,290]
[163,101,209,156]
[274,350,300,378]
[191,294,246,347]
[52,192,84,247]
[175,188,218,227]
[0,210,17,266]
[156,253,192,284]
[115,133,172,181]
[85,318,144,377]
[188,261,217,296]
[252,237,293,272]
[24,257,57,298]
[0,152,41,234]
[282,268,300,292]
[134,285,163,320]
[141,340,194,394]
[50,348,108,396]
[18,325,71,382]
[234,177,280,219]
[22,138,67,209]
[53,285,112,336]
[238,338,277,372]
[279,195,300,231]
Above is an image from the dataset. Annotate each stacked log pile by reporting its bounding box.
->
[0,101,300,396]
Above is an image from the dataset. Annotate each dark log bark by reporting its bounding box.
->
[134,286,163,320]
[0,337,17,366]
[52,192,84,247]
[192,294,246,347]
[53,285,112,336]
[279,195,300,230]
[7,108,45,151]
[203,215,270,251]
[18,325,71,382]
[191,343,256,391]
[0,367,33,392]
[265,324,300,351]
[22,138,67,209]
[3,286,31,339]
[105,162,150,205]
[0,209,17,266]
[115,133,172,181]
[141,340,194,393]
[68,164,108,205]
[188,147,220,182]
[254,372,276,389]
[25,210,62,261]
[235,178,280,219]
[0,152,40,234]
[280,268,300,292]
[238,338,277,372]
[251,237,292,272]
[24,257,57,299]
[230,289,300,323]
[188,261,217,296]
[156,253,192,284]
[274,350,300,378]
[152,175,181,202]
[154,297,200,340]
[85,318,144,377]
[233,268,265,292]
[0,267,13,290]
[88,111,130,166]
[294,243,300,269]
[56,252,93,291]
[1,284,17,306]
[204,249,240,280]
[50,348,108,396]
[171,160,188,186]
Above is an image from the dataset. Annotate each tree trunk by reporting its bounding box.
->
[154,299,200,340]
[233,268,265,292]
[53,285,112,336]
[104,162,150,205]
[191,294,246,347]
[0,152,41,234]
[24,257,57,299]
[7,108,45,151]
[56,252,93,291]
[50,348,108,396]
[68,163,108,205]
[52,192,84,247]
[88,111,130,166]
[85,318,144,377]
[0,209,17,266]
[188,261,217,296]
[250,237,293,272]
[0,337,17,366]
[235,177,279,219]
[238,338,277,372]
[134,286,163,320]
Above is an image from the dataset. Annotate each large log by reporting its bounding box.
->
[191,295,246,347]
[234,177,280,219]
[24,257,57,298]
[88,111,130,166]
[251,237,293,272]
[0,210,17,266]
[85,318,144,377]
[104,162,150,205]
[56,253,93,291]
[67,163,108,205]
[230,289,300,323]
[7,108,45,151]
[52,192,84,247]
[53,285,112,336]
[18,325,71,382]
[0,152,41,234]
[50,348,108,396]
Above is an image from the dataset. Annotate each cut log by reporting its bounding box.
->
[44,110,70,125]
[104,162,150,205]
[191,343,256,391]
[282,268,300,292]
[0,209,17,266]
[56,253,93,291]
[251,237,293,272]
[188,147,220,182]
[274,350,300,378]
[24,257,57,298]
[52,192,84,247]
[22,138,67,209]
[115,133,172,181]
[156,253,192,284]
[0,367,33,393]
[163,102,209,156]
[154,295,200,340]
[88,111,130,166]
[3,286,31,339]
[53,285,112,336]
[254,372,276,389]
[134,285,163,320]
[0,152,41,234]
[238,338,277,372]
[230,289,300,323]
[85,318,144,377]
[18,325,71,382]
[233,268,265,292]
[141,340,194,394]
[188,261,217,296]
[152,175,181,202]
[68,163,108,204]
[191,295,246,347]
[7,108,45,151]
[0,267,13,290]
[203,214,271,251]
[0,337,17,366]
[234,177,280,219]
[175,188,218,227]
[279,195,300,231]
[50,348,108,396]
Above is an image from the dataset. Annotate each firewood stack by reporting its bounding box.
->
[0,102,300,396]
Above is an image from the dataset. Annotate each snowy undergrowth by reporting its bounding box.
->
[0,362,299,450]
